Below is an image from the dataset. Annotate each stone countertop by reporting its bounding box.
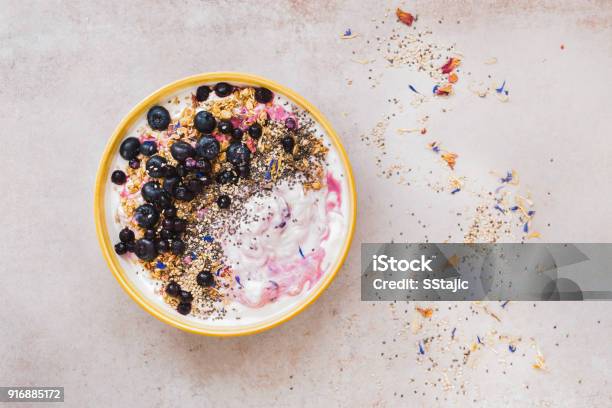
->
[1,1,611,406]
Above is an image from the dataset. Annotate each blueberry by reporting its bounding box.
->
[216,169,238,185]
[194,111,216,133]
[164,165,178,178]
[141,181,162,203]
[128,158,140,169]
[157,192,173,209]
[177,302,191,315]
[162,218,174,231]
[255,87,274,104]
[218,120,233,134]
[236,164,250,178]
[248,123,262,139]
[111,170,127,185]
[197,172,213,186]
[147,106,171,131]
[119,227,135,243]
[134,204,160,228]
[186,179,204,194]
[281,135,295,153]
[163,176,181,194]
[179,290,193,303]
[156,239,170,253]
[176,164,189,177]
[119,137,141,160]
[171,240,186,255]
[214,82,233,97]
[164,207,177,218]
[134,238,157,261]
[173,218,187,233]
[226,143,251,166]
[195,135,220,160]
[195,85,211,102]
[146,155,168,178]
[285,117,297,130]
[126,241,136,253]
[196,270,215,287]
[170,141,195,162]
[195,158,212,174]
[160,229,174,240]
[166,281,180,297]
[144,229,156,240]
[140,141,158,156]
[114,242,127,255]
[232,128,244,141]
[173,185,194,201]
[217,195,231,209]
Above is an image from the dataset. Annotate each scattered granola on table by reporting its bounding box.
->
[344,6,552,401]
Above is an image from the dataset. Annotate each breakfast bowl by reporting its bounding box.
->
[94,72,356,336]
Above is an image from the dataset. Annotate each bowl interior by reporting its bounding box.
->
[94,73,356,336]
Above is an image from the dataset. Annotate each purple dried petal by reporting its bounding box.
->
[285,117,297,130]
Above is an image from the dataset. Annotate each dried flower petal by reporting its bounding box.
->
[396,8,415,26]
[447,254,460,268]
[428,141,441,153]
[416,307,434,318]
[434,83,453,96]
[441,152,458,169]
[340,28,358,39]
[440,57,461,74]
[450,177,463,191]
[533,353,547,370]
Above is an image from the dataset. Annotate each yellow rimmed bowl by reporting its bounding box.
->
[94,72,356,336]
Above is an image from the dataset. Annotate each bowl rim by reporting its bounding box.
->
[94,72,356,336]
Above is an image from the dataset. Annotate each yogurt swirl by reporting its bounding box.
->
[221,172,343,307]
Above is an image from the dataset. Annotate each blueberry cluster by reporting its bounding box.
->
[111,106,199,262]
[111,95,252,259]
[113,206,188,262]
[110,83,296,315]
[165,281,194,315]
[165,268,215,315]
[112,112,193,261]
[111,135,160,185]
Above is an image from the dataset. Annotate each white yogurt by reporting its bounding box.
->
[221,174,344,308]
